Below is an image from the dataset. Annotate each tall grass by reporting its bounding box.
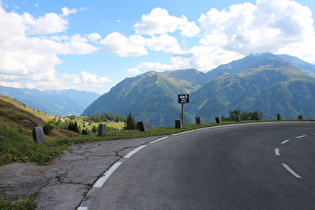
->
[0,124,65,165]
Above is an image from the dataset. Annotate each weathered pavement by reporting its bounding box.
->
[0,136,160,209]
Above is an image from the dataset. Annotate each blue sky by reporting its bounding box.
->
[1,0,315,93]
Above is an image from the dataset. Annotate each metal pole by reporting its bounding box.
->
[181,103,184,126]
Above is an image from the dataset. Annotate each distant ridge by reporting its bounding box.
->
[207,52,315,80]
[83,53,315,127]
[0,87,100,116]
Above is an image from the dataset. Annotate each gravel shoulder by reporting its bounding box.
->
[0,136,160,209]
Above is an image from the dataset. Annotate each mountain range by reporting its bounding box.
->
[83,53,315,127]
[0,87,100,116]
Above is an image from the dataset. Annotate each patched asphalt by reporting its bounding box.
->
[0,136,160,209]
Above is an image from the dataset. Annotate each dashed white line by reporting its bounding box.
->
[150,136,168,144]
[281,140,290,144]
[275,148,280,156]
[77,207,88,210]
[296,135,307,139]
[93,162,123,188]
[124,145,146,159]
[282,163,302,179]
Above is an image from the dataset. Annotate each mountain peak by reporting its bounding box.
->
[207,52,315,80]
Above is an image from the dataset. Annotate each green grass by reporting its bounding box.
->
[0,124,66,165]
[71,118,125,131]
[0,95,57,123]
[0,197,37,210]
[2,119,314,166]
[0,120,237,166]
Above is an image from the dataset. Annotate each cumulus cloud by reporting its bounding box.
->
[127,68,140,74]
[0,81,22,88]
[81,71,112,84]
[100,32,149,57]
[61,7,77,17]
[134,7,200,37]
[0,5,100,91]
[137,62,175,71]
[198,0,315,63]
[100,32,190,58]
[87,33,101,43]
[127,0,315,72]
[25,83,35,89]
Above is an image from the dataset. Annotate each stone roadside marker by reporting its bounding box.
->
[98,124,106,136]
[32,126,45,143]
[138,121,148,132]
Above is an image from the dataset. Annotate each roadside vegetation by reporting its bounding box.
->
[0,97,314,209]
[0,99,313,167]
[0,196,37,210]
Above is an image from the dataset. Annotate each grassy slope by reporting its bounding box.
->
[73,117,125,131]
[0,95,57,123]
[0,95,82,165]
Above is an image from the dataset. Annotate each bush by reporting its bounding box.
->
[223,109,263,121]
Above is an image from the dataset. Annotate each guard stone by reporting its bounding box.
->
[98,124,106,136]
[138,121,148,132]
[32,126,45,143]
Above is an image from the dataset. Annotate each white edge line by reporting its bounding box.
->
[275,148,280,156]
[282,163,302,179]
[296,135,307,139]
[124,145,146,159]
[173,130,196,136]
[281,140,290,144]
[93,162,122,188]
[150,136,168,144]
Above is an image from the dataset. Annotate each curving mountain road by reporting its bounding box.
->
[82,121,315,209]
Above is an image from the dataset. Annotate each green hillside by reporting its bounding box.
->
[0,95,79,141]
[83,70,199,127]
[188,58,315,121]
[83,53,315,127]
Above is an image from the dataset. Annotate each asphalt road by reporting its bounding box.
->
[81,121,315,210]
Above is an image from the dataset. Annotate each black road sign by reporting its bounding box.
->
[178,94,189,103]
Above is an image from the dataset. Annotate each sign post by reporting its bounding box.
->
[178,94,189,127]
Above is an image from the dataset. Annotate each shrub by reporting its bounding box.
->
[223,109,263,121]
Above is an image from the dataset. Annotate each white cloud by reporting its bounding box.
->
[87,33,101,43]
[58,34,98,54]
[198,0,315,63]
[81,71,112,84]
[100,32,190,58]
[127,68,140,74]
[100,32,149,57]
[0,4,104,92]
[0,81,22,88]
[171,46,244,72]
[25,83,35,89]
[0,6,98,75]
[137,62,175,71]
[61,7,77,17]
[134,7,200,37]
[62,73,81,84]
[24,12,68,34]
[179,16,200,37]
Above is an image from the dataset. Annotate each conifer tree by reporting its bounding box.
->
[74,121,79,133]
[124,112,135,130]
